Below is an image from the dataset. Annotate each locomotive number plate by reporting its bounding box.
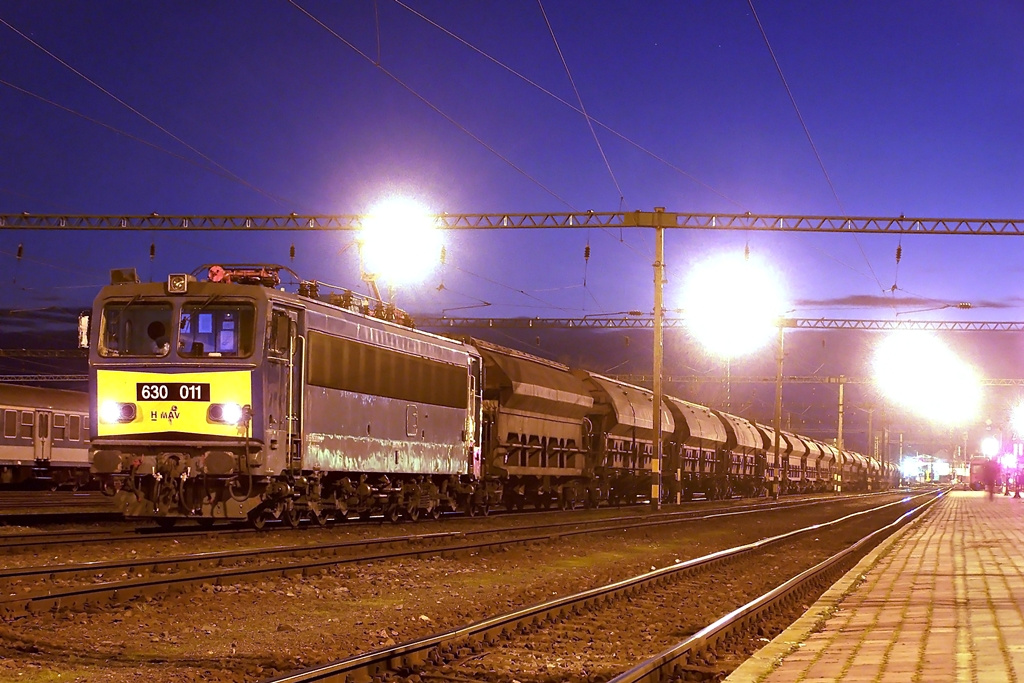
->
[136,382,211,402]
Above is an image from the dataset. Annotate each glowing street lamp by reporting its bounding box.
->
[681,251,787,360]
[681,249,788,496]
[981,436,1000,458]
[872,330,982,426]
[359,196,444,297]
[1011,402,1024,439]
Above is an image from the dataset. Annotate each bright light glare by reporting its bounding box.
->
[681,251,786,358]
[900,456,919,478]
[1002,453,1019,470]
[873,331,981,426]
[221,403,243,425]
[99,400,121,424]
[1011,402,1024,438]
[360,197,443,286]
[982,437,1000,457]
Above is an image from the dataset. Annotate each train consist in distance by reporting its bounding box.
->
[83,264,895,527]
[0,384,91,489]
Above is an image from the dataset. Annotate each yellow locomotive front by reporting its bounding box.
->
[89,268,273,524]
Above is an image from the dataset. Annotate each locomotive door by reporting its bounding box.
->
[267,307,304,473]
[34,411,52,462]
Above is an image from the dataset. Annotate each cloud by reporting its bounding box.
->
[795,294,1024,310]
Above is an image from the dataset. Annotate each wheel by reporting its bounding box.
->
[405,506,421,522]
[429,506,442,521]
[310,508,330,527]
[477,504,490,517]
[386,505,402,523]
[249,508,269,530]
[282,506,301,529]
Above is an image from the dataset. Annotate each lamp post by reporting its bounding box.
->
[772,323,784,499]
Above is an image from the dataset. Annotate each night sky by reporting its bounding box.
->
[3,1,1024,453]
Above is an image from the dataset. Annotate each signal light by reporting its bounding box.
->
[167,273,193,294]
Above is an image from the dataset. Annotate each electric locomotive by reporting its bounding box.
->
[89,265,483,527]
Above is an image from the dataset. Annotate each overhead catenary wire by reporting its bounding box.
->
[288,0,574,210]
[391,0,745,211]
[0,78,291,204]
[392,0,875,293]
[746,0,889,311]
[0,16,290,208]
[537,0,624,206]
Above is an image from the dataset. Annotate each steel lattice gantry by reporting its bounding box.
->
[415,316,1024,331]
[6,211,1024,234]
[8,209,1023,505]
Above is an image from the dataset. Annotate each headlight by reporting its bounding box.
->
[100,400,137,424]
[208,402,249,425]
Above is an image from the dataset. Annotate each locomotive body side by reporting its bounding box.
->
[90,269,482,525]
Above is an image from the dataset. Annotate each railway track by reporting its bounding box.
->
[0,489,895,554]
[260,489,942,682]
[0,491,913,619]
[0,489,116,512]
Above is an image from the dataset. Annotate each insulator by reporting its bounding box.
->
[440,246,447,266]
[958,302,972,309]
[290,244,295,261]
[744,242,750,261]
[149,243,155,260]
[895,245,902,264]
[584,244,591,261]
[16,244,23,259]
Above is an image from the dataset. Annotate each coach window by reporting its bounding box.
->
[19,411,33,439]
[69,415,81,442]
[99,301,174,357]
[179,302,256,358]
[53,413,67,441]
[3,410,16,439]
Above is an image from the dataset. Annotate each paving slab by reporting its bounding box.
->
[727,490,1024,683]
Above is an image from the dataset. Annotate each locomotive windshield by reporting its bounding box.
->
[178,302,256,358]
[98,300,174,357]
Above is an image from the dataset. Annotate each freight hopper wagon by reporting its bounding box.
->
[473,340,595,511]
[662,396,728,502]
[575,372,674,505]
[810,440,839,492]
[0,384,90,488]
[710,410,767,499]
[838,450,872,492]
[754,422,790,496]
[89,265,483,527]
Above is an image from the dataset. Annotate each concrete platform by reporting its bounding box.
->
[727,489,1024,683]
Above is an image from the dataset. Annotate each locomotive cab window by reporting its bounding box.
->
[179,302,255,358]
[268,310,292,357]
[98,301,174,357]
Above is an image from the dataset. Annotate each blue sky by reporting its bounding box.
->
[3,1,1023,324]
[5,1,1024,449]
